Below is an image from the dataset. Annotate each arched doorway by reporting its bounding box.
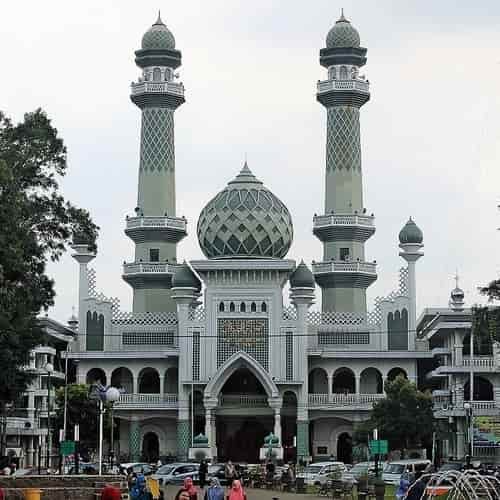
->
[86,368,107,386]
[332,368,355,394]
[337,432,352,464]
[216,368,271,462]
[464,377,494,401]
[142,432,159,462]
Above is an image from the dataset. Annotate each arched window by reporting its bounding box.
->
[230,302,235,312]
[153,67,161,82]
[251,302,257,312]
[240,302,246,313]
[219,302,225,312]
[351,66,358,79]
[261,302,267,313]
[329,67,336,80]
[164,68,172,81]
[340,66,348,80]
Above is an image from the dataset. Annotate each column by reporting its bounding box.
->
[355,374,360,394]
[159,374,165,396]
[327,372,334,398]
[205,408,214,456]
[26,436,34,467]
[456,418,465,460]
[407,261,417,350]
[273,408,282,446]
[129,418,141,462]
[296,420,309,464]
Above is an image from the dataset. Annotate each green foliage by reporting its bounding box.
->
[0,109,98,404]
[356,376,434,451]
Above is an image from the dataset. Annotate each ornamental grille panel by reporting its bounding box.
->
[112,311,178,325]
[282,307,297,321]
[308,311,366,326]
[140,108,174,172]
[217,318,269,369]
[192,331,200,381]
[318,331,370,345]
[286,331,293,381]
[326,107,361,172]
[122,331,175,345]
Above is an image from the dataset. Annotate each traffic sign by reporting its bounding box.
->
[369,439,388,454]
[60,440,76,456]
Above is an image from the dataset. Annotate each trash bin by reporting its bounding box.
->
[24,488,42,500]
[296,477,306,494]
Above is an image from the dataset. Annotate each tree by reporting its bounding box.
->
[480,279,500,302]
[356,376,434,451]
[0,109,98,405]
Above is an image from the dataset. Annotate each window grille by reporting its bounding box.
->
[318,331,370,345]
[286,331,293,380]
[122,331,175,345]
[192,331,200,381]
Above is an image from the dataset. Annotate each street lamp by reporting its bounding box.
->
[45,362,54,471]
[463,402,473,467]
[105,387,121,469]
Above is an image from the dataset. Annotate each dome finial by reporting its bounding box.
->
[339,8,347,22]
[155,10,164,26]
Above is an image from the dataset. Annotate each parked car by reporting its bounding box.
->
[120,462,154,476]
[342,461,384,482]
[207,464,228,485]
[152,462,199,485]
[296,461,347,486]
[382,459,431,485]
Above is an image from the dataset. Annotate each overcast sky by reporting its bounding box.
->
[2,0,500,323]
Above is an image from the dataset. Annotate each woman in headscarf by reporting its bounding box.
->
[130,473,149,500]
[175,477,198,500]
[204,478,224,500]
[226,480,247,500]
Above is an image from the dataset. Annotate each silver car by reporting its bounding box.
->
[152,462,199,485]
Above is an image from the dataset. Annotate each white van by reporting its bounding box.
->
[296,461,347,486]
[382,459,431,485]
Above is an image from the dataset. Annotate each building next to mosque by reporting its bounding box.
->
[68,12,437,464]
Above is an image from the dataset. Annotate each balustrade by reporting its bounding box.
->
[308,393,384,407]
[462,357,494,368]
[312,261,377,274]
[131,81,184,96]
[126,216,186,230]
[116,393,178,407]
[219,395,268,407]
[317,79,369,93]
[313,214,374,228]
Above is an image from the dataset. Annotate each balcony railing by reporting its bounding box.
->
[312,261,377,275]
[126,216,187,231]
[115,393,178,409]
[317,79,369,94]
[308,393,384,408]
[122,262,178,276]
[131,81,184,97]
[313,214,375,229]
[219,395,268,407]
[462,357,494,368]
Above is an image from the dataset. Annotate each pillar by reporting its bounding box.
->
[355,374,360,394]
[129,418,141,461]
[205,409,212,449]
[296,420,310,463]
[177,420,190,461]
[273,408,282,445]
[26,436,34,467]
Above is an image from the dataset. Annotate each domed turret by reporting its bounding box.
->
[399,217,423,244]
[197,162,293,259]
[172,261,201,291]
[326,10,361,49]
[449,274,465,311]
[141,13,176,50]
[290,261,315,288]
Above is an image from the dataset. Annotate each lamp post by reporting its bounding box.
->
[105,387,120,470]
[45,362,54,471]
[463,402,473,467]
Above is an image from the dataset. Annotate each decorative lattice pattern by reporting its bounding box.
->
[217,318,269,369]
[112,311,178,325]
[308,311,366,326]
[177,420,190,460]
[318,331,370,345]
[296,421,309,460]
[86,268,120,311]
[326,20,360,48]
[286,331,293,381]
[88,268,97,296]
[140,108,174,172]
[197,166,293,259]
[326,107,361,172]
[282,307,297,321]
[192,331,200,381]
[188,307,205,322]
[129,420,141,461]
[122,331,175,345]
[142,23,176,50]
[398,266,409,296]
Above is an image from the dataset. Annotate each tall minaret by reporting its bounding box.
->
[123,14,187,313]
[313,11,377,313]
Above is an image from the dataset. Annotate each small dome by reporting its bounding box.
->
[141,13,176,50]
[326,11,361,49]
[197,162,293,259]
[290,260,315,288]
[172,261,201,290]
[451,287,465,299]
[399,217,423,244]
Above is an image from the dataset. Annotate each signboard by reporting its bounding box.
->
[60,440,76,456]
[473,417,500,447]
[369,439,388,454]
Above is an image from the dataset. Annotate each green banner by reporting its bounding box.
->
[60,440,76,456]
[369,439,388,454]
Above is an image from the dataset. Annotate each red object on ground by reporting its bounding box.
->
[101,485,122,500]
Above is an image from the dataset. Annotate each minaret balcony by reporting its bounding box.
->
[312,260,377,288]
[125,215,187,244]
[131,81,185,108]
[316,78,370,107]
[313,213,375,243]
[122,261,180,289]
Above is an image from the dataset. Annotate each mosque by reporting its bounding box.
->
[68,12,433,464]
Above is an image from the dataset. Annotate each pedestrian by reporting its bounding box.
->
[406,477,427,500]
[204,478,224,500]
[395,476,409,500]
[130,473,150,500]
[102,485,122,500]
[226,480,247,500]
[199,459,208,489]
[177,477,198,500]
[224,461,235,485]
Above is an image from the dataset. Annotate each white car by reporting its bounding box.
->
[152,462,199,485]
[296,461,347,486]
[382,459,431,486]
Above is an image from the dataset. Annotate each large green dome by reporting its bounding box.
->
[399,217,423,244]
[326,12,361,49]
[141,13,176,50]
[197,163,293,259]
